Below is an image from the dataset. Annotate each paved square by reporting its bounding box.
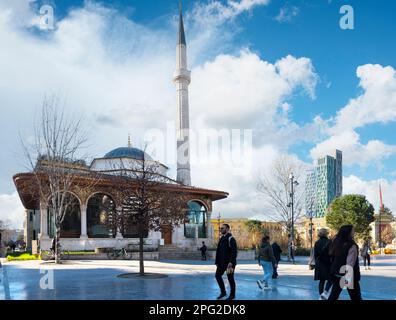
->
[1,255,395,300]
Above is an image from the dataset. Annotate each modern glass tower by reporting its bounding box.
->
[306,150,343,218]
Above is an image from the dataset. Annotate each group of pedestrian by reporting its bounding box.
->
[214,222,370,300]
[313,225,369,301]
[214,223,282,299]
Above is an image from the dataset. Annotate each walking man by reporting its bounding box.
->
[200,241,207,261]
[257,236,277,290]
[215,224,238,300]
[271,241,282,279]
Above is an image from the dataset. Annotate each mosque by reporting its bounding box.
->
[13,8,228,252]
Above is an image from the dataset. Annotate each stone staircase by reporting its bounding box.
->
[158,245,203,260]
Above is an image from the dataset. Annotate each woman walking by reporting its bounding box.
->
[313,228,333,299]
[328,225,362,300]
[257,236,277,290]
[360,240,371,270]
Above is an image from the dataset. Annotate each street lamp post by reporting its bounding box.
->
[217,212,221,237]
[288,173,299,262]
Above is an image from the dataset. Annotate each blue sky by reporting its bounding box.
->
[0,0,395,227]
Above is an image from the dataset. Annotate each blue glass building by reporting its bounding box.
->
[305,150,343,218]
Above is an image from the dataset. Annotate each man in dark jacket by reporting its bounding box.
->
[215,224,238,300]
[271,242,282,279]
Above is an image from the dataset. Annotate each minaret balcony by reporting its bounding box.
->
[173,69,191,84]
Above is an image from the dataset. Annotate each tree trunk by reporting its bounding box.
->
[55,226,61,264]
[139,233,144,276]
[139,224,144,276]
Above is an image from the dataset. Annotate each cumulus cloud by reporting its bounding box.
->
[191,51,318,139]
[0,192,25,229]
[331,64,396,133]
[344,175,396,215]
[311,129,396,166]
[0,0,320,227]
[310,64,396,167]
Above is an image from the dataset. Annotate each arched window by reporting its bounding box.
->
[87,194,116,238]
[184,201,207,238]
[48,193,81,238]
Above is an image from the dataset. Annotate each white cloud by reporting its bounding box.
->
[192,0,269,24]
[310,64,396,167]
[275,4,299,23]
[344,175,396,215]
[0,192,25,229]
[191,51,318,134]
[311,130,396,166]
[331,64,396,133]
[0,0,320,226]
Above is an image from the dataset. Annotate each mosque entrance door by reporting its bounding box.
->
[162,225,172,245]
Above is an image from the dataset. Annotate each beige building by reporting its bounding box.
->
[211,218,284,249]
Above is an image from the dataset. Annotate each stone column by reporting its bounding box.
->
[80,204,88,239]
[40,202,49,239]
[195,224,199,247]
[115,206,123,239]
[206,211,213,246]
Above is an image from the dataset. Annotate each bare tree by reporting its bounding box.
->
[110,148,188,276]
[256,155,305,236]
[21,96,89,263]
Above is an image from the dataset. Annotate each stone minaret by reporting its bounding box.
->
[173,5,191,186]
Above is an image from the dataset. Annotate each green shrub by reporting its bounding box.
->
[7,253,40,261]
[68,251,95,255]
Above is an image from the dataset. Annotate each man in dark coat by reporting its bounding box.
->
[215,224,238,300]
[271,242,282,279]
[314,228,332,298]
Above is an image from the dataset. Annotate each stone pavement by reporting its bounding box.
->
[1,255,395,300]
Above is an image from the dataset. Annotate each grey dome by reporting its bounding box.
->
[104,147,152,160]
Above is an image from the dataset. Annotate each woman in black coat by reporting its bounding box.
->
[314,228,332,298]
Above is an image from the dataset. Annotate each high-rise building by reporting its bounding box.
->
[305,150,343,218]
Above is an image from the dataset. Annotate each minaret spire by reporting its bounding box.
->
[178,0,186,45]
[173,2,191,186]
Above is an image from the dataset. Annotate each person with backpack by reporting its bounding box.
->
[328,225,362,301]
[360,240,371,270]
[271,241,282,279]
[313,228,333,299]
[215,224,238,300]
[257,236,277,290]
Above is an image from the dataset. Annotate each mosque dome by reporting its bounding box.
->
[104,147,152,161]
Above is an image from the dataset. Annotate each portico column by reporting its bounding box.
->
[195,224,199,247]
[80,204,88,239]
[115,206,123,239]
[40,202,49,239]
[206,211,213,244]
